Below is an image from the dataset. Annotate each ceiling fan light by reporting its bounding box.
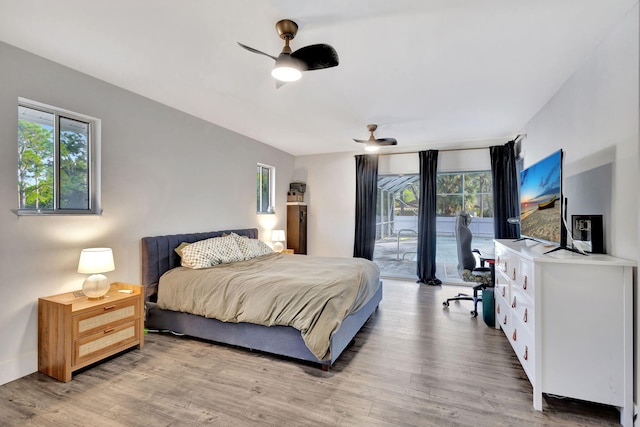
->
[271,65,301,82]
[364,141,380,152]
[272,53,302,82]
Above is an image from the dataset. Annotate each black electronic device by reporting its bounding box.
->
[571,215,604,254]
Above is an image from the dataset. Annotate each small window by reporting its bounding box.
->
[17,100,101,215]
[257,163,275,214]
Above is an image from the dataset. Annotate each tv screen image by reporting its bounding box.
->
[519,149,563,245]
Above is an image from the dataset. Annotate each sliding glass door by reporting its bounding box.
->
[373,170,495,283]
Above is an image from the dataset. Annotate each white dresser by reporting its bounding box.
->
[493,239,635,426]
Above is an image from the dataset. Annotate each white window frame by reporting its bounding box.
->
[257,163,275,214]
[17,98,101,215]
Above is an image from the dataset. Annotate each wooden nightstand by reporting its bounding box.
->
[38,282,144,382]
[282,249,295,254]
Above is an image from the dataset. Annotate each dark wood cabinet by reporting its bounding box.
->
[287,204,307,254]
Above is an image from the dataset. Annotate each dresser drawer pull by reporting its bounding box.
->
[502,287,506,297]
[103,305,116,311]
[523,308,528,323]
[496,304,500,314]
[103,327,115,334]
[512,268,516,280]
[503,315,507,325]
[524,346,528,361]
[523,276,528,290]
[511,296,517,308]
[512,329,517,341]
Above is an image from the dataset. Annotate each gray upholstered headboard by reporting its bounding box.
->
[140,228,258,301]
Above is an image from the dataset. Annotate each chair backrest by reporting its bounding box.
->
[455,211,477,275]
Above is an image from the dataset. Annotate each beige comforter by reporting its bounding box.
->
[157,253,380,360]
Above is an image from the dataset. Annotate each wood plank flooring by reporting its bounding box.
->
[0,280,621,426]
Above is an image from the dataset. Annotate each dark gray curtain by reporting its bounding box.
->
[490,140,520,239]
[417,150,441,285]
[353,154,379,260]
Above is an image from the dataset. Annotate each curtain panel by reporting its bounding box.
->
[416,150,441,285]
[353,154,379,260]
[490,140,520,239]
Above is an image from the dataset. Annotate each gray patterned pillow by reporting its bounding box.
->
[244,238,274,259]
[180,235,244,268]
[229,233,273,260]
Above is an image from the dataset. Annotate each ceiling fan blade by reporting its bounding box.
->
[353,139,367,143]
[237,42,277,60]
[291,44,339,71]
[376,138,398,146]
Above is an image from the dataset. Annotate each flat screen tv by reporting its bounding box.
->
[519,149,564,246]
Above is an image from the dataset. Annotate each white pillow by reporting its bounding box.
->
[180,235,244,268]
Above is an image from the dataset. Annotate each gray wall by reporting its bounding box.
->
[0,42,294,384]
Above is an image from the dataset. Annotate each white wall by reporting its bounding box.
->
[520,4,639,406]
[0,42,294,385]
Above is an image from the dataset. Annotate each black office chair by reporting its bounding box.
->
[443,211,494,317]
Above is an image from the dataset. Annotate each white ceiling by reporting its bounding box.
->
[0,1,636,156]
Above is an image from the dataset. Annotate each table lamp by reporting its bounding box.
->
[78,248,115,299]
[271,230,286,253]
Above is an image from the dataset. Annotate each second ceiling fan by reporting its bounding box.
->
[354,124,398,152]
[238,19,339,86]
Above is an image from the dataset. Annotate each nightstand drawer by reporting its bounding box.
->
[73,299,139,338]
[74,319,139,366]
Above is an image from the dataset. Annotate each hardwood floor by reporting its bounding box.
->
[1,280,621,426]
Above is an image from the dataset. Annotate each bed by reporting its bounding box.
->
[141,228,382,369]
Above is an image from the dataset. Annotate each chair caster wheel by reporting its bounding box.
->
[471,311,478,317]
[443,301,449,307]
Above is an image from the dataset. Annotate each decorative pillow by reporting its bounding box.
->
[180,235,244,269]
[230,233,251,259]
[174,242,191,258]
[244,238,274,259]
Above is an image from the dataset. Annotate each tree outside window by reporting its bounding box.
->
[17,102,98,214]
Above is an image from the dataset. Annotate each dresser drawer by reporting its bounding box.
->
[494,244,509,275]
[73,299,140,338]
[74,319,139,366]
[510,316,535,383]
[515,259,534,299]
[495,274,510,303]
[510,287,534,334]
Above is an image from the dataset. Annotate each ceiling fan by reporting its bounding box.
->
[238,19,339,86]
[354,124,398,152]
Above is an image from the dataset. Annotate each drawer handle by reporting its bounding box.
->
[512,329,517,341]
[512,268,516,280]
[103,327,115,334]
[511,296,517,308]
[502,287,506,297]
[103,305,116,311]
[524,308,528,323]
[496,304,500,314]
[523,276,528,290]
[504,261,507,272]
[524,346,528,361]
[503,315,507,325]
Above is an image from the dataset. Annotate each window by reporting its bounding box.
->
[436,171,493,218]
[256,163,275,214]
[17,99,101,215]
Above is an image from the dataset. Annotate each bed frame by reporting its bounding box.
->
[141,228,382,369]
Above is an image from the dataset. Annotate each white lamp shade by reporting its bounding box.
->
[271,230,286,242]
[78,248,115,274]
